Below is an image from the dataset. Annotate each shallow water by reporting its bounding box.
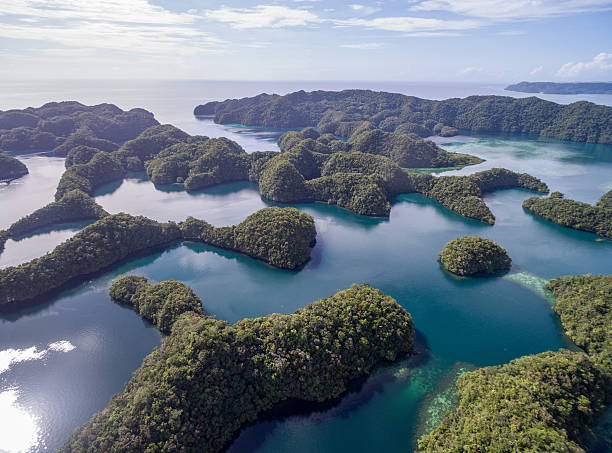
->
[0,82,611,452]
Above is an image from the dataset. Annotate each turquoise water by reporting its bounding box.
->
[0,82,611,452]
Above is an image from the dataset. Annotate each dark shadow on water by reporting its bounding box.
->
[522,208,612,244]
[9,220,94,242]
[227,329,432,453]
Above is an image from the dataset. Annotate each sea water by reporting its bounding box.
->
[0,81,610,452]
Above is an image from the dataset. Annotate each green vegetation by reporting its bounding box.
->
[109,276,204,333]
[439,236,512,276]
[0,207,317,305]
[0,213,181,305]
[0,151,28,181]
[259,132,546,222]
[195,89,612,144]
[113,124,189,171]
[523,191,612,238]
[61,284,415,453]
[55,150,125,200]
[547,275,611,369]
[146,137,251,190]
[506,81,612,95]
[6,189,108,238]
[0,101,158,153]
[417,275,611,451]
[308,173,391,216]
[347,128,482,168]
[438,126,459,137]
[180,207,316,269]
[417,350,611,452]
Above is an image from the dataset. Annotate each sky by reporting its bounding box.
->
[0,0,611,82]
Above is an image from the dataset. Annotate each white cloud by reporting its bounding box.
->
[334,16,481,33]
[497,30,526,35]
[556,52,612,77]
[459,66,484,75]
[0,0,198,24]
[0,22,226,55]
[411,0,612,20]
[204,5,320,29]
[0,0,226,55]
[349,4,381,16]
[530,65,544,75]
[340,42,383,49]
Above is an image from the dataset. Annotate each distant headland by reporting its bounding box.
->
[505,81,612,95]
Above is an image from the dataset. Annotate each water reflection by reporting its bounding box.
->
[0,388,41,453]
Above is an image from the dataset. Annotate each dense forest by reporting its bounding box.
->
[417,350,610,452]
[61,283,415,453]
[0,213,181,306]
[0,207,317,306]
[0,101,158,153]
[179,207,316,269]
[194,89,612,144]
[547,275,611,369]
[0,151,28,181]
[523,190,612,238]
[506,82,612,95]
[110,275,205,333]
[438,236,512,276]
[4,189,108,239]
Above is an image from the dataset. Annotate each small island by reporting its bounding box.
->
[0,151,28,182]
[110,276,205,333]
[505,81,612,95]
[523,190,612,238]
[61,283,415,453]
[438,236,512,276]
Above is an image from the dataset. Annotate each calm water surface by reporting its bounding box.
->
[0,81,611,452]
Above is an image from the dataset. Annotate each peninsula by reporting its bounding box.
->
[505,81,612,95]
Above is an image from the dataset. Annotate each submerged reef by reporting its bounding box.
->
[0,151,28,182]
[0,207,317,306]
[110,276,204,333]
[439,236,512,276]
[195,89,612,144]
[61,283,415,453]
[523,190,612,238]
[0,101,158,153]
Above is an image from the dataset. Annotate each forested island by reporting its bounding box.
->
[110,276,205,333]
[439,236,511,276]
[0,102,158,153]
[523,190,612,238]
[0,207,316,307]
[195,89,612,144]
[506,81,612,95]
[61,283,415,453]
[418,273,611,451]
[0,151,28,181]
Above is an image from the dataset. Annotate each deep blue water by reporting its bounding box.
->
[0,81,610,452]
